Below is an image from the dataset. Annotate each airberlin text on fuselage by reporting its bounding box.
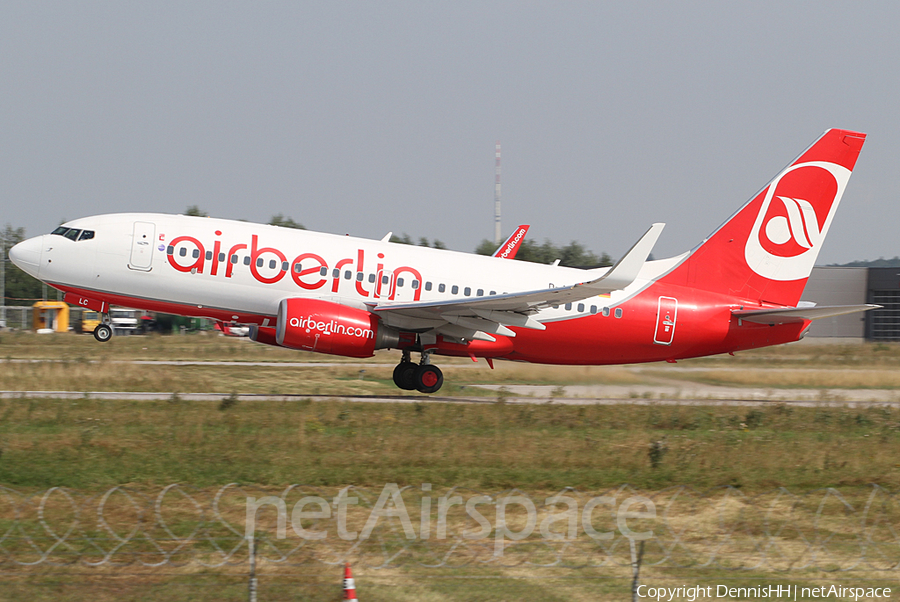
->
[164,232,424,301]
[289,315,374,339]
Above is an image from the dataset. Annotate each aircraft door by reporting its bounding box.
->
[129,221,156,271]
[653,296,677,346]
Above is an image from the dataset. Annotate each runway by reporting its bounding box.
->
[2,388,897,408]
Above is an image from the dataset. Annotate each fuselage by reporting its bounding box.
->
[11,212,806,365]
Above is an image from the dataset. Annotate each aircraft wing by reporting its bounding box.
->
[371,223,664,342]
[733,304,881,325]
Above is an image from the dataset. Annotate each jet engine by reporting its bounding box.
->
[274,298,400,358]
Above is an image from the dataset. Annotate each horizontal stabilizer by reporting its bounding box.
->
[733,304,881,325]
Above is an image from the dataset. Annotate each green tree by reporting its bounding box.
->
[390,233,414,245]
[184,205,208,217]
[1,224,43,305]
[269,214,306,230]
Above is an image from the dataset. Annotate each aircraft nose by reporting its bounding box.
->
[8,235,43,278]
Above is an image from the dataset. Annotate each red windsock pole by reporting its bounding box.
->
[343,562,358,601]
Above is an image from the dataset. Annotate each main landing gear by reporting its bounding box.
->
[392,350,444,394]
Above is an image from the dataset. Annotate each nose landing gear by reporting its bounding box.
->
[93,318,113,342]
[94,314,113,343]
[392,350,444,394]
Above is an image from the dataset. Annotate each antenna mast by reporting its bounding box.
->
[494,142,501,245]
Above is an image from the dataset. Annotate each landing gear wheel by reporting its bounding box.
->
[93,323,113,343]
[392,362,418,390]
[415,364,443,394]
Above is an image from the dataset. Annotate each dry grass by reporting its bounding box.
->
[639,367,900,389]
[3,334,900,600]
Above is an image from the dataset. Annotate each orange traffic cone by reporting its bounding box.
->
[343,562,358,601]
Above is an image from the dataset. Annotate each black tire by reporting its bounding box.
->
[415,364,444,394]
[392,362,418,390]
[93,323,113,343]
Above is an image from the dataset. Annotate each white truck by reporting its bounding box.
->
[109,308,140,335]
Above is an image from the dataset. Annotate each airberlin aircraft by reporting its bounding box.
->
[9,129,877,393]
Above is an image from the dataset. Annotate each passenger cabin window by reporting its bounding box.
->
[180,248,188,257]
[439,284,446,293]
[192,249,200,259]
[320,267,328,276]
[257,258,264,268]
[368,273,376,283]
[565,303,572,311]
[270,259,277,269]
[451,285,459,295]
[397,278,404,287]
[614,308,623,318]
[464,287,471,296]
[294,263,302,273]
[356,272,364,282]
[590,305,598,314]
[602,307,610,317]
[578,303,584,313]
[425,282,432,291]
[167,246,175,254]
[344,270,352,279]
[244,256,251,266]
[218,253,226,262]
[205,251,213,260]
[412,280,419,290]
[477,289,484,296]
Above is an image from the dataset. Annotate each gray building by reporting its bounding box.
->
[802,267,868,339]
[801,266,900,341]
[865,267,900,341]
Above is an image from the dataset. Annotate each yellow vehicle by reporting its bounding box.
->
[32,301,70,333]
[81,310,102,334]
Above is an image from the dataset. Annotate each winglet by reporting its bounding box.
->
[493,225,530,259]
[583,223,664,293]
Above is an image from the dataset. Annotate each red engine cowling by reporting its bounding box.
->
[276,298,399,358]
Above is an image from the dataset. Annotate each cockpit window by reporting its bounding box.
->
[50,226,95,241]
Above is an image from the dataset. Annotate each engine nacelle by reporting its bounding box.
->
[275,298,399,358]
[248,324,279,347]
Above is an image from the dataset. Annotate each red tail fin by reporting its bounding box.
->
[666,129,866,307]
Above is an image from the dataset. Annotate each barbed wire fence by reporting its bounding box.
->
[2,483,899,599]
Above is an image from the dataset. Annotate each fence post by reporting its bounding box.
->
[630,539,644,602]
[248,534,258,602]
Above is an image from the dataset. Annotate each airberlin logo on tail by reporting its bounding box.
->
[745,161,851,281]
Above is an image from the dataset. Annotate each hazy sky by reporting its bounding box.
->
[2,2,899,264]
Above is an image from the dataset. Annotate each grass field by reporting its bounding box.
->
[2,333,900,600]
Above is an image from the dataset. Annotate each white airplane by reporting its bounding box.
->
[9,129,877,393]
